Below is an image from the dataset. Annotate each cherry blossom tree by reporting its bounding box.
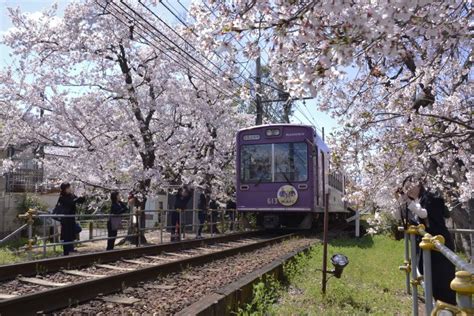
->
[0,1,249,204]
[189,1,472,250]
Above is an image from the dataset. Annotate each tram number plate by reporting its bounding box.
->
[267,197,278,205]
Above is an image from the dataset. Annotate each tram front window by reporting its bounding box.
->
[274,143,308,182]
[240,144,272,183]
[240,142,308,183]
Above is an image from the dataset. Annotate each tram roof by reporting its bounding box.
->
[238,124,315,132]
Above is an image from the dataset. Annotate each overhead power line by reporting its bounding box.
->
[97,0,237,97]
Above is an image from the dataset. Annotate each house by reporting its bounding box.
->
[0,146,47,237]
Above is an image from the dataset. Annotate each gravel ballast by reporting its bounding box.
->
[59,237,318,315]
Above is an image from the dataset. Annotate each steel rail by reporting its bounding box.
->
[0,224,28,246]
[432,240,474,274]
[0,233,295,316]
[0,231,261,282]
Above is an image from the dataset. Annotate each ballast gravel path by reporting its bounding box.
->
[59,237,318,315]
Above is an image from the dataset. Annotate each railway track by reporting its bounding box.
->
[0,231,303,315]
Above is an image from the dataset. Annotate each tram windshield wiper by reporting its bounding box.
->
[255,174,266,187]
[277,166,293,186]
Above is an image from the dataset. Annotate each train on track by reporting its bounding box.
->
[236,124,349,229]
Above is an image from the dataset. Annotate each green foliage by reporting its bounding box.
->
[0,248,21,265]
[237,276,282,316]
[1,237,28,249]
[271,235,412,315]
[15,194,49,228]
[0,245,63,265]
[16,194,48,214]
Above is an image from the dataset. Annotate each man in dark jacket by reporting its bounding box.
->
[172,187,191,241]
[209,199,220,234]
[107,191,128,250]
[226,198,237,231]
[56,182,85,255]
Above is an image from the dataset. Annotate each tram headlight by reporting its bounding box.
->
[331,254,349,278]
[243,134,260,141]
[265,129,281,137]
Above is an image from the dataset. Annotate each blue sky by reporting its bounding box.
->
[0,0,340,134]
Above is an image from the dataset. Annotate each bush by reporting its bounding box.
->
[237,276,282,316]
[0,248,20,265]
[16,194,48,215]
[15,194,49,231]
[366,212,402,239]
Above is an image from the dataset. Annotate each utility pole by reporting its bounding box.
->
[255,54,263,125]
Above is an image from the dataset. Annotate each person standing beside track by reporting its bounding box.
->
[226,196,237,231]
[106,191,128,251]
[401,175,456,305]
[54,182,85,256]
[209,198,220,234]
[197,188,211,239]
[172,186,191,241]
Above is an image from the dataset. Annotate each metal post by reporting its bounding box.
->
[160,209,163,244]
[193,209,201,239]
[451,271,473,311]
[27,219,33,261]
[221,209,225,234]
[89,221,93,240]
[403,231,411,295]
[255,54,263,125]
[355,210,360,238]
[183,210,186,239]
[210,210,214,237]
[179,209,183,241]
[53,224,57,253]
[420,235,434,315]
[322,193,329,295]
[42,218,47,258]
[136,209,141,247]
[236,209,239,231]
[409,230,419,316]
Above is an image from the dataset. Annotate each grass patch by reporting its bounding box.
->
[270,234,412,315]
[0,246,63,265]
[0,237,64,265]
[238,276,282,316]
[0,248,22,265]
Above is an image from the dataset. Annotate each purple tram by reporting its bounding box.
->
[236,124,347,229]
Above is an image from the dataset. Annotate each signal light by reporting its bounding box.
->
[265,129,281,136]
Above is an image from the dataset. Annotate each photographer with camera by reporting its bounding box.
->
[396,175,456,305]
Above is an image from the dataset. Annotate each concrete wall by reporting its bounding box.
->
[36,193,58,210]
[0,191,59,237]
[0,193,24,237]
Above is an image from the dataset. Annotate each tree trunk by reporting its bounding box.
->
[117,195,148,246]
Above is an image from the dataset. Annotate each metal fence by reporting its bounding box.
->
[399,224,474,315]
[1,208,244,260]
[5,158,44,193]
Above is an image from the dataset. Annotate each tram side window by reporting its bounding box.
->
[240,144,272,183]
[274,143,308,182]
